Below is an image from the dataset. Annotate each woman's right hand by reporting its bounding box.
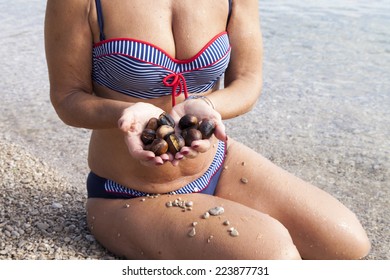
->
[118,102,169,166]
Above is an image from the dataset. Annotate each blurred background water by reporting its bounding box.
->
[0,0,389,259]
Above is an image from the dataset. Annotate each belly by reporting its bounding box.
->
[87,128,217,194]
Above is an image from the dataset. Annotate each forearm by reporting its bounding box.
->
[51,90,132,130]
[207,73,263,120]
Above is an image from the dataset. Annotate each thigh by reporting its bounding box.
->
[215,139,370,259]
[86,193,300,260]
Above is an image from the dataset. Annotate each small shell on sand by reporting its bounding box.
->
[165,201,172,207]
[185,201,194,207]
[208,206,225,216]
[228,227,239,237]
[202,212,210,219]
[240,177,249,184]
[223,220,230,226]
[207,235,214,243]
[188,227,196,237]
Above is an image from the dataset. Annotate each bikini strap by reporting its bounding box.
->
[95,0,105,41]
[227,0,232,26]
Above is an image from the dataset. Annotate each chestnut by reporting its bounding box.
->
[182,128,202,147]
[179,114,198,130]
[166,133,185,155]
[141,128,156,145]
[158,112,175,128]
[145,117,159,131]
[156,125,175,140]
[199,118,216,139]
[150,138,168,156]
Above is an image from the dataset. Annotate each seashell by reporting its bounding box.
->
[229,228,239,237]
[240,177,249,184]
[185,201,194,207]
[202,212,210,219]
[188,227,196,237]
[208,206,225,216]
[223,220,230,226]
[165,201,172,207]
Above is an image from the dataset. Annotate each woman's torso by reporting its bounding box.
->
[88,0,231,193]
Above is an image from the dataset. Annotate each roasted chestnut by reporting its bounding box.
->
[158,112,175,128]
[150,138,168,156]
[178,114,198,130]
[145,117,159,131]
[166,133,185,154]
[142,112,217,155]
[141,128,156,145]
[199,118,216,139]
[182,128,202,147]
[156,125,175,140]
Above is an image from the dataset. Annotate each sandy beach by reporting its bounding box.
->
[0,0,389,259]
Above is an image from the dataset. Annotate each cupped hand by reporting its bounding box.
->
[118,102,170,166]
[170,98,227,160]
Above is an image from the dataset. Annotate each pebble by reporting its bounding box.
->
[240,177,249,184]
[208,206,225,216]
[36,222,49,231]
[51,202,63,209]
[228,227,239,237]
[188,227,196,237]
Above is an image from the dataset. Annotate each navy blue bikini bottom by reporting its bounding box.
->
[87,141,226,199]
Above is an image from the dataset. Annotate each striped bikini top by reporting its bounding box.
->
[92,0,232,107]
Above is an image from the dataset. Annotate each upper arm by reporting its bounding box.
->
[225,0,263,89]
[44,0,94,105]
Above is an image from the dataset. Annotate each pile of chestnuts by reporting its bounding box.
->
[141,112,216,156]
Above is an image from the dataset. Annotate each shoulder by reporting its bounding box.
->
[45,0,91,19]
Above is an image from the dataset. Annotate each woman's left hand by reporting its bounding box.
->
[170,98,227,163]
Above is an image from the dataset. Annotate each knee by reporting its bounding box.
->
[340,227,371,260]
[238,217,302,260]
[322,216,371,260]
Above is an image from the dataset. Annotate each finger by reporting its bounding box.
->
[160,153,170,162]
[190,139,211,153]
[181,147,198,159]
[214,121,227,142]
[140,157,164,167]
[170,158,181,167]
